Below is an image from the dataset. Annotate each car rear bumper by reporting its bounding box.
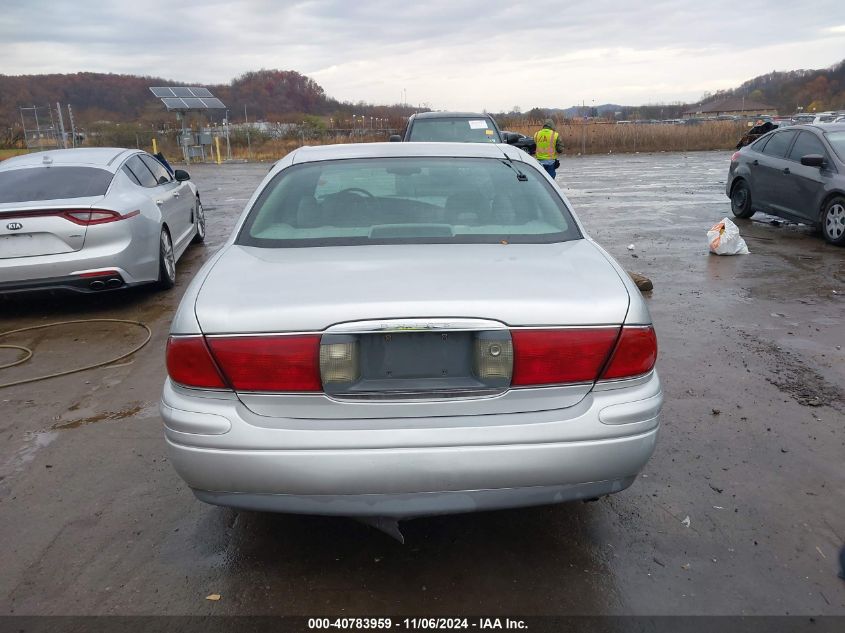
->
[168,432,654,518]
[0,225,157,290]
[162,372,662,518]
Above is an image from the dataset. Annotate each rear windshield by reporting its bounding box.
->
[825,131,845,162]
[408,118,500,143]
[237,157,581,247]
[0,166,114,203]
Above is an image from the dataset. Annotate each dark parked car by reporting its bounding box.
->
[727,123,845,245]
[501,130,536,154]
[391,111,512,144]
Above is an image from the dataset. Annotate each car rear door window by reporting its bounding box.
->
[0,167,114,202]
[122,165,142,186]
[139,154,172,185]
[761,131,797,158]
[124,156,158,188]
[787,132,826,162]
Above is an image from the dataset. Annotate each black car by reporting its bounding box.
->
[727,123,845,245]
[391,111,516,144]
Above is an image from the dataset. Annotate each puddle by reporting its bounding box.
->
[0,430,59,480]
[51,403,145,430]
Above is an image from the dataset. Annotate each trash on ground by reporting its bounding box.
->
[681,516,691,528]
[628,271,653,291]
[627,244,635,250]
[708,217,750,255]
[205,594,221,601]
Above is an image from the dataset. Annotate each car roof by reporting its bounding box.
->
[290,142,525,164]
[784,123,845,133]
[0,147,138,172]
[410,111,493,120]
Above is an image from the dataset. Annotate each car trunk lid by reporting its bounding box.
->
[191,240,631,419]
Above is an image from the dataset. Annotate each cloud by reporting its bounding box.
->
[1,0,843,109]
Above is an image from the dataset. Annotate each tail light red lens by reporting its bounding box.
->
[730,151,741,162]
[512,328,619,386]
[600,326,658,380]
[206,335,321,392]
[64,209,139,225]
[166,336,227,389]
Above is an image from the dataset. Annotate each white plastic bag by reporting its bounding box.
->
[707,217,749,255]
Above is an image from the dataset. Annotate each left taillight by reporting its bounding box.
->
[206,335,322,392]
[730,151,741,162]
[166,336,228,389]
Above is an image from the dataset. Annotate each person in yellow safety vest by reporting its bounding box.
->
[533,119,564,178]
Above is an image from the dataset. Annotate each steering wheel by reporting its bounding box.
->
[336,187,374,198]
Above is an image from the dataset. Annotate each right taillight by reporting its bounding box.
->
[512,328,619,386]
[166,336,227,389]
[599,326,657,381]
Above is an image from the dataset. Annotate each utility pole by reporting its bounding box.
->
[56,102,68,149]
[244,105,252,160]
[67,104,77,148]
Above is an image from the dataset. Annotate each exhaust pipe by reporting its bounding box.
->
[106,278,123,288]
[89,280,106,290]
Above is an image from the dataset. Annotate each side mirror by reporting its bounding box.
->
[389,134,402,142]
[502,132,520,145]
[174,169,191,181]
[800,154,825,167]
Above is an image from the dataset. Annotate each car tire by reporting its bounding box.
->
[157,228,176,290]
[730,180,755,219]
[820,196,845,246]
[191,196,206,244]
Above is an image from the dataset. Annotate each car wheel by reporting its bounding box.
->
[157,228,176,289]
[730,180,755,219]
[191,197,206,244]
[820,196,845,246]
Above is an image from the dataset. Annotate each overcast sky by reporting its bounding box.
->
[2,0,844,110]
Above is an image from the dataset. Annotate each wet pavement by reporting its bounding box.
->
[0,152,843,616]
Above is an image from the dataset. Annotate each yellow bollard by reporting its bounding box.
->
[152,138,158,154]
[215,137,222,165]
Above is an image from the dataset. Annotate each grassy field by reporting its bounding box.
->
[0,149,33,161]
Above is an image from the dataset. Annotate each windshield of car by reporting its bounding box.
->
[0,166,114,203]
[237,157,581,247]
[408,118,500,142]
[824,131,845,162]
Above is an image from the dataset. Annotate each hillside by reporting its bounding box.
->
[0,69,332,130]
[698,59,845,114]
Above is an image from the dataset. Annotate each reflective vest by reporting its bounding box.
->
[534,128,559,160]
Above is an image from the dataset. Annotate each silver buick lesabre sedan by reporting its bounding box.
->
[162,142,662,519]
[0,148,204,294]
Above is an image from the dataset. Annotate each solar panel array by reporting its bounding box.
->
[149,87,226,110]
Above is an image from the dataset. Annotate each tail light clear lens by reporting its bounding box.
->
[320,340,360,384]
[600,326,657,380]
[166,336,227,389]
[474,336,513,380]
[206,335,321,392]
[512,328,619,386]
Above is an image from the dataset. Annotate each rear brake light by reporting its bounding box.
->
[166,336,227,389]
[511,328,619,386]
[730,151,741,162]
[64,210,139,225]
[207,335,321,392]
[600,326,657,380]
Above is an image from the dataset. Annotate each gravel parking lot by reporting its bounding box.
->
[0,151,842,616]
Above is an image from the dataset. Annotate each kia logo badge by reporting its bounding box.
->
[6,222,23,231]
